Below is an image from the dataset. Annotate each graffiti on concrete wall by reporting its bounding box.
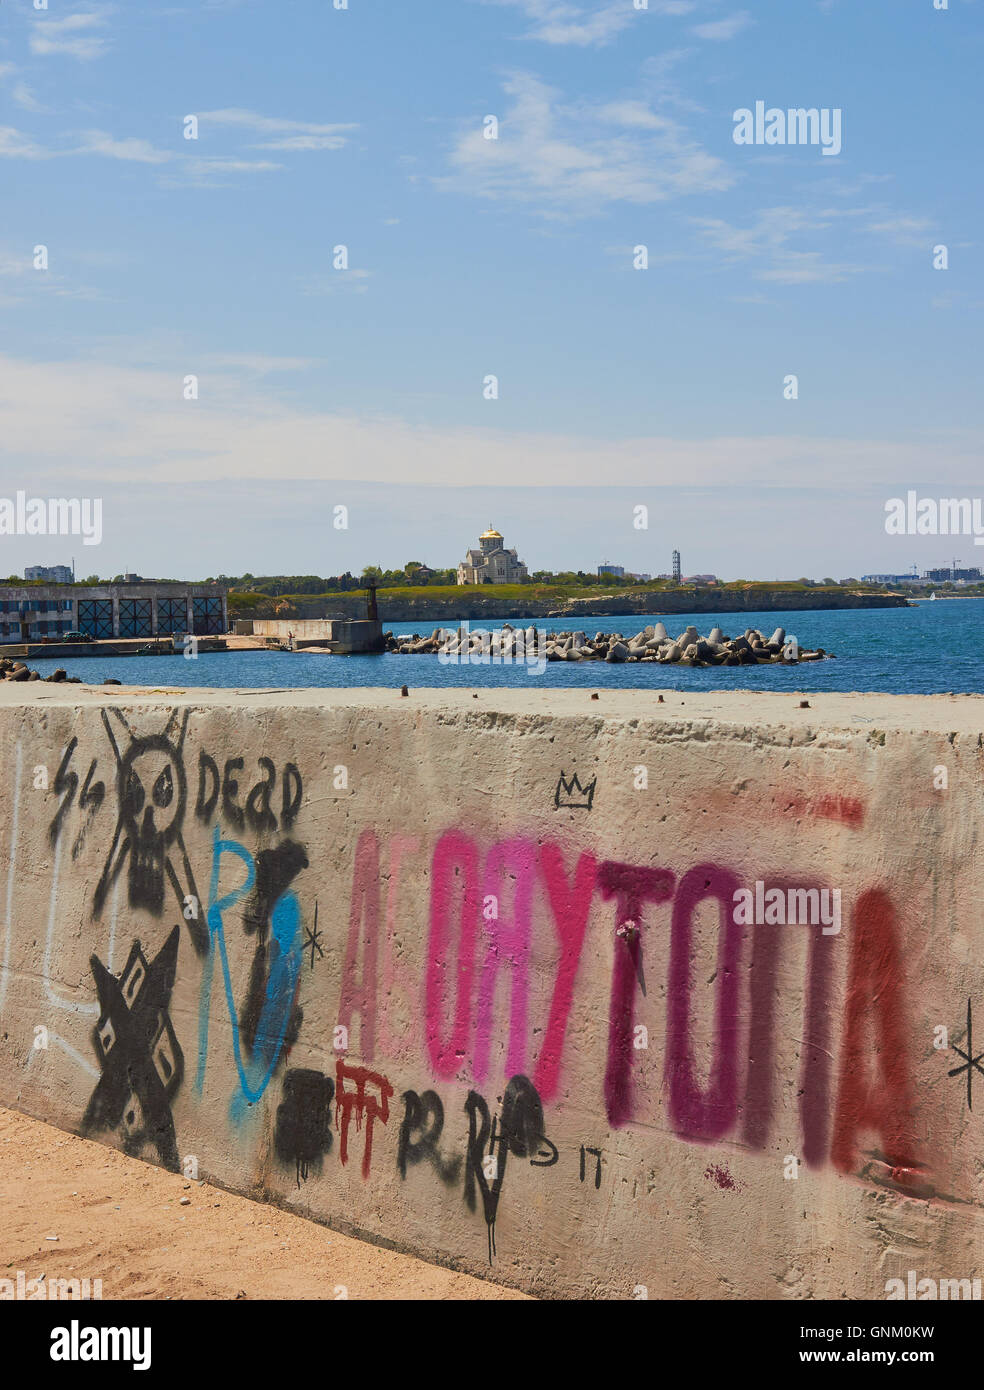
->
[81,926,184,1171]
[275,1068,335,1186]
[92,710,203,947]
[8,708,952,1270]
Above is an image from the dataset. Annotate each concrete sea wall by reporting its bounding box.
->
[248,619,384,653]
[0,685,981,1299]
[250,619,336,641]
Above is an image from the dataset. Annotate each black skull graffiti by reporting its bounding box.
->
[93,708,206,954]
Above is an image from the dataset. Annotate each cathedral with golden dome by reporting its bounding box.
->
[456,525,529,585]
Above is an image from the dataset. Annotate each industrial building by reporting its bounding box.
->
[0,581,228,643]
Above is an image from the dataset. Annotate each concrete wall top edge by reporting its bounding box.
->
[0,684,981,736]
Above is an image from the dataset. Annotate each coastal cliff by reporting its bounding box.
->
[236,587,909,623]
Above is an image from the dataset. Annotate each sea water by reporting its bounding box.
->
[21,600,984,696]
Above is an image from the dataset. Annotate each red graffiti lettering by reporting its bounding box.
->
[335,1059,393,1179]
[600,861,676,1128]
[830,888,922,1181]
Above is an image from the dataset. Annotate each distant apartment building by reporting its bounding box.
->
[0,581,228,643]
[861,574,911,584]
[457,526,529,585]
[923,566,981,583]
[25,564,74,584]
[598,564,651,581]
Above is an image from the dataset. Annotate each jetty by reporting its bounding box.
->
[385,623,831,666]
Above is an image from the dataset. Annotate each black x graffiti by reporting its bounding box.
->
[304,900,324,971]
[949,999,984,1111]
[81,925,184,1171]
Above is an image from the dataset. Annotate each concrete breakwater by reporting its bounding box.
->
[0,657,83,684]
[2,637,226,662]
[1,684,982,1299]
[386,622,831,666]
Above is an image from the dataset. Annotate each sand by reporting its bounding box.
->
[0,1107,527,1301]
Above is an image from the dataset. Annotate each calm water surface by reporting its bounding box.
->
[23,600,984,695]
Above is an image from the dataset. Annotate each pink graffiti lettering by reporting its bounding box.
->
[474,837,538,1085]
[425,831,481,1079]
[533,845,597,1103]
[337,828,380,1060]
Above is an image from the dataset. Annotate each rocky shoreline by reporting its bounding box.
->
[0,658,81,683]
[385,623,832,667]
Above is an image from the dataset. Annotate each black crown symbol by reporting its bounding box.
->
[554,771,596,811]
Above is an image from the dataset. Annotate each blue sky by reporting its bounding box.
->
[0,0,981,580]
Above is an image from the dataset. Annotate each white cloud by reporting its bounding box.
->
[864,214,936,248]
[30,9,111,61]
[498,0,637,46]
[254,134,348,151]
[0,245,99,303]
[484,0,696,46]
[440,72,734,213]
[31,35,106,60]
[0,249,38,281]
[691,10,752,40]
[595,100,678,131]
[72,130,172,163]
[756,252,870,285]
[11,83,47,113]
[298,269,372,296]
[197,108,357,151]
[1,353,971,492]
[166,155,283,186]
[0,122,287,181]
[0,126,52,159]
[694,206,815,254]
[692,202,935,281]
[692,207,874,283]
[201,353,317,373]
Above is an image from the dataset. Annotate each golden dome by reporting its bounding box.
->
[480,525,503,539]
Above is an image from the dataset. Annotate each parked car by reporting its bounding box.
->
[61,631,94,643]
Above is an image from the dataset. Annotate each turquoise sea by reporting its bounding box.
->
[21,600,984,696]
